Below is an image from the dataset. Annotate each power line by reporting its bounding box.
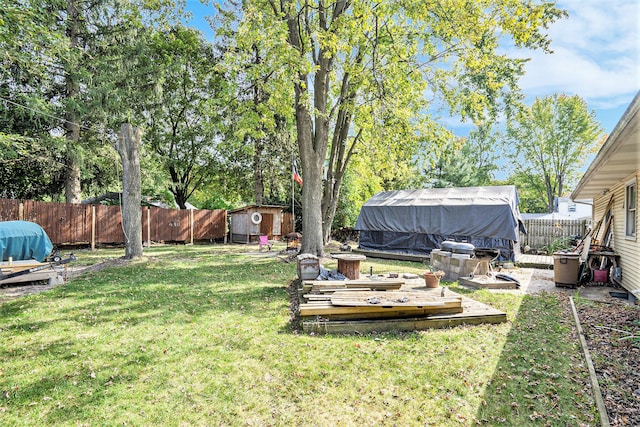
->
[0,96,95,132]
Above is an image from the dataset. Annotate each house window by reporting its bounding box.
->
[568,203,576,212]
[626,179,637,238]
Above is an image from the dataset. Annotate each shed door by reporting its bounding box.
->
[260,213,274,238]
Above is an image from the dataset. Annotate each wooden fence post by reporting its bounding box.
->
[18,202,24,220]
[146,207,151,248]
[190,209,194,245]
[91,205,96,250]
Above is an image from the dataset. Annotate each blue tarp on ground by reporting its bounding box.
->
[0,221,53,262]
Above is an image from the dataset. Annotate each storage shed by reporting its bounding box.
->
[228,205,285,243]
[355,186,526,261]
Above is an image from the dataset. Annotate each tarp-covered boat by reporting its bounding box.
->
[0,221,54,262]
[355,186,527,261]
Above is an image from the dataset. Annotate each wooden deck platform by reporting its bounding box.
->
[0,260,59,285]
[351,248,429,263]
[302,294,506,334]
[300,284,506,334]
[515,254,553,269]
[459,276,519,289]
[350,249,555,270]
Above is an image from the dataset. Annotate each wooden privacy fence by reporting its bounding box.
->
[0,199,226,247]
[520,218,590,250]
[282,212,294,236]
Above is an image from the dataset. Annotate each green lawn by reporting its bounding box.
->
[0,245,597,426]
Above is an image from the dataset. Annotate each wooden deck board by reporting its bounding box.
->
[516,254,553,269]
[330,291,462,307]
[459,277,519,289]
[0,270,60,285]
[304,279,404,293]
[306,307,465,321]
[351,248,429,263]
[302,296,506,334]
[299,299,462,316]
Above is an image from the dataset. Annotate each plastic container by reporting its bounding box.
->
[553,252,581,287]
[593,269,608,283]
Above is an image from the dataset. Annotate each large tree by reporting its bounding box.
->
[0,1,68,200]
[215,5,298,207]
[142,26,226,209]
[1,0,184,203]
[232,0,566,256]
[423,125,498,188]
[116,123,143,258]
[505,94,603,212]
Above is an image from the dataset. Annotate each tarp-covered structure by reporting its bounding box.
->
[0,221,53,262]
[355,186,526,261]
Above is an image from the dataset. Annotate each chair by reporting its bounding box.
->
[259,235,273,252]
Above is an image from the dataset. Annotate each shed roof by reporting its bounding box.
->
[228,205,285,214]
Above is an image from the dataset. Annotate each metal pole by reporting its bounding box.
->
[291,153,295,233]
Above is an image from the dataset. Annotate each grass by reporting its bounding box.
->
[0,244,597,426]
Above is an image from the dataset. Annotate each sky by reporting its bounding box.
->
[517,0,640,135]
[184,0,640,135]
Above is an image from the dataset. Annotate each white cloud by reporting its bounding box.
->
[517,0,639,111]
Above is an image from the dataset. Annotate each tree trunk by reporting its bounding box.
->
[173,187,187,209]
[285,0,346,257]
[253,136,264,205]
[64,0,82,204]
[168,165,188,209]
[116,123,143,259]
[557,174,564,205]
[321,98,359,243]
[545,174,554,213]
[251,45,265,206]
[322,180,341,243]
[296,84,325,256]
[64,141,82,204]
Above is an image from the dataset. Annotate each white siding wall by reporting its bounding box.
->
[593,171,640,298]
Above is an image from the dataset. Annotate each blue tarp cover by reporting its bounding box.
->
[0,221,53,262]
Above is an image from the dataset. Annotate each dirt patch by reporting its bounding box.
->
[0,257,130,304]
[576,300,640,426]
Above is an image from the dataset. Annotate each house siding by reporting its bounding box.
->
[593,171,640,297]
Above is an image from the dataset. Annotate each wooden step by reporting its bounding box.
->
[299,298,462,316]
[303,297,507,333]
[329,291,461,308]
[304,279,404,293]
